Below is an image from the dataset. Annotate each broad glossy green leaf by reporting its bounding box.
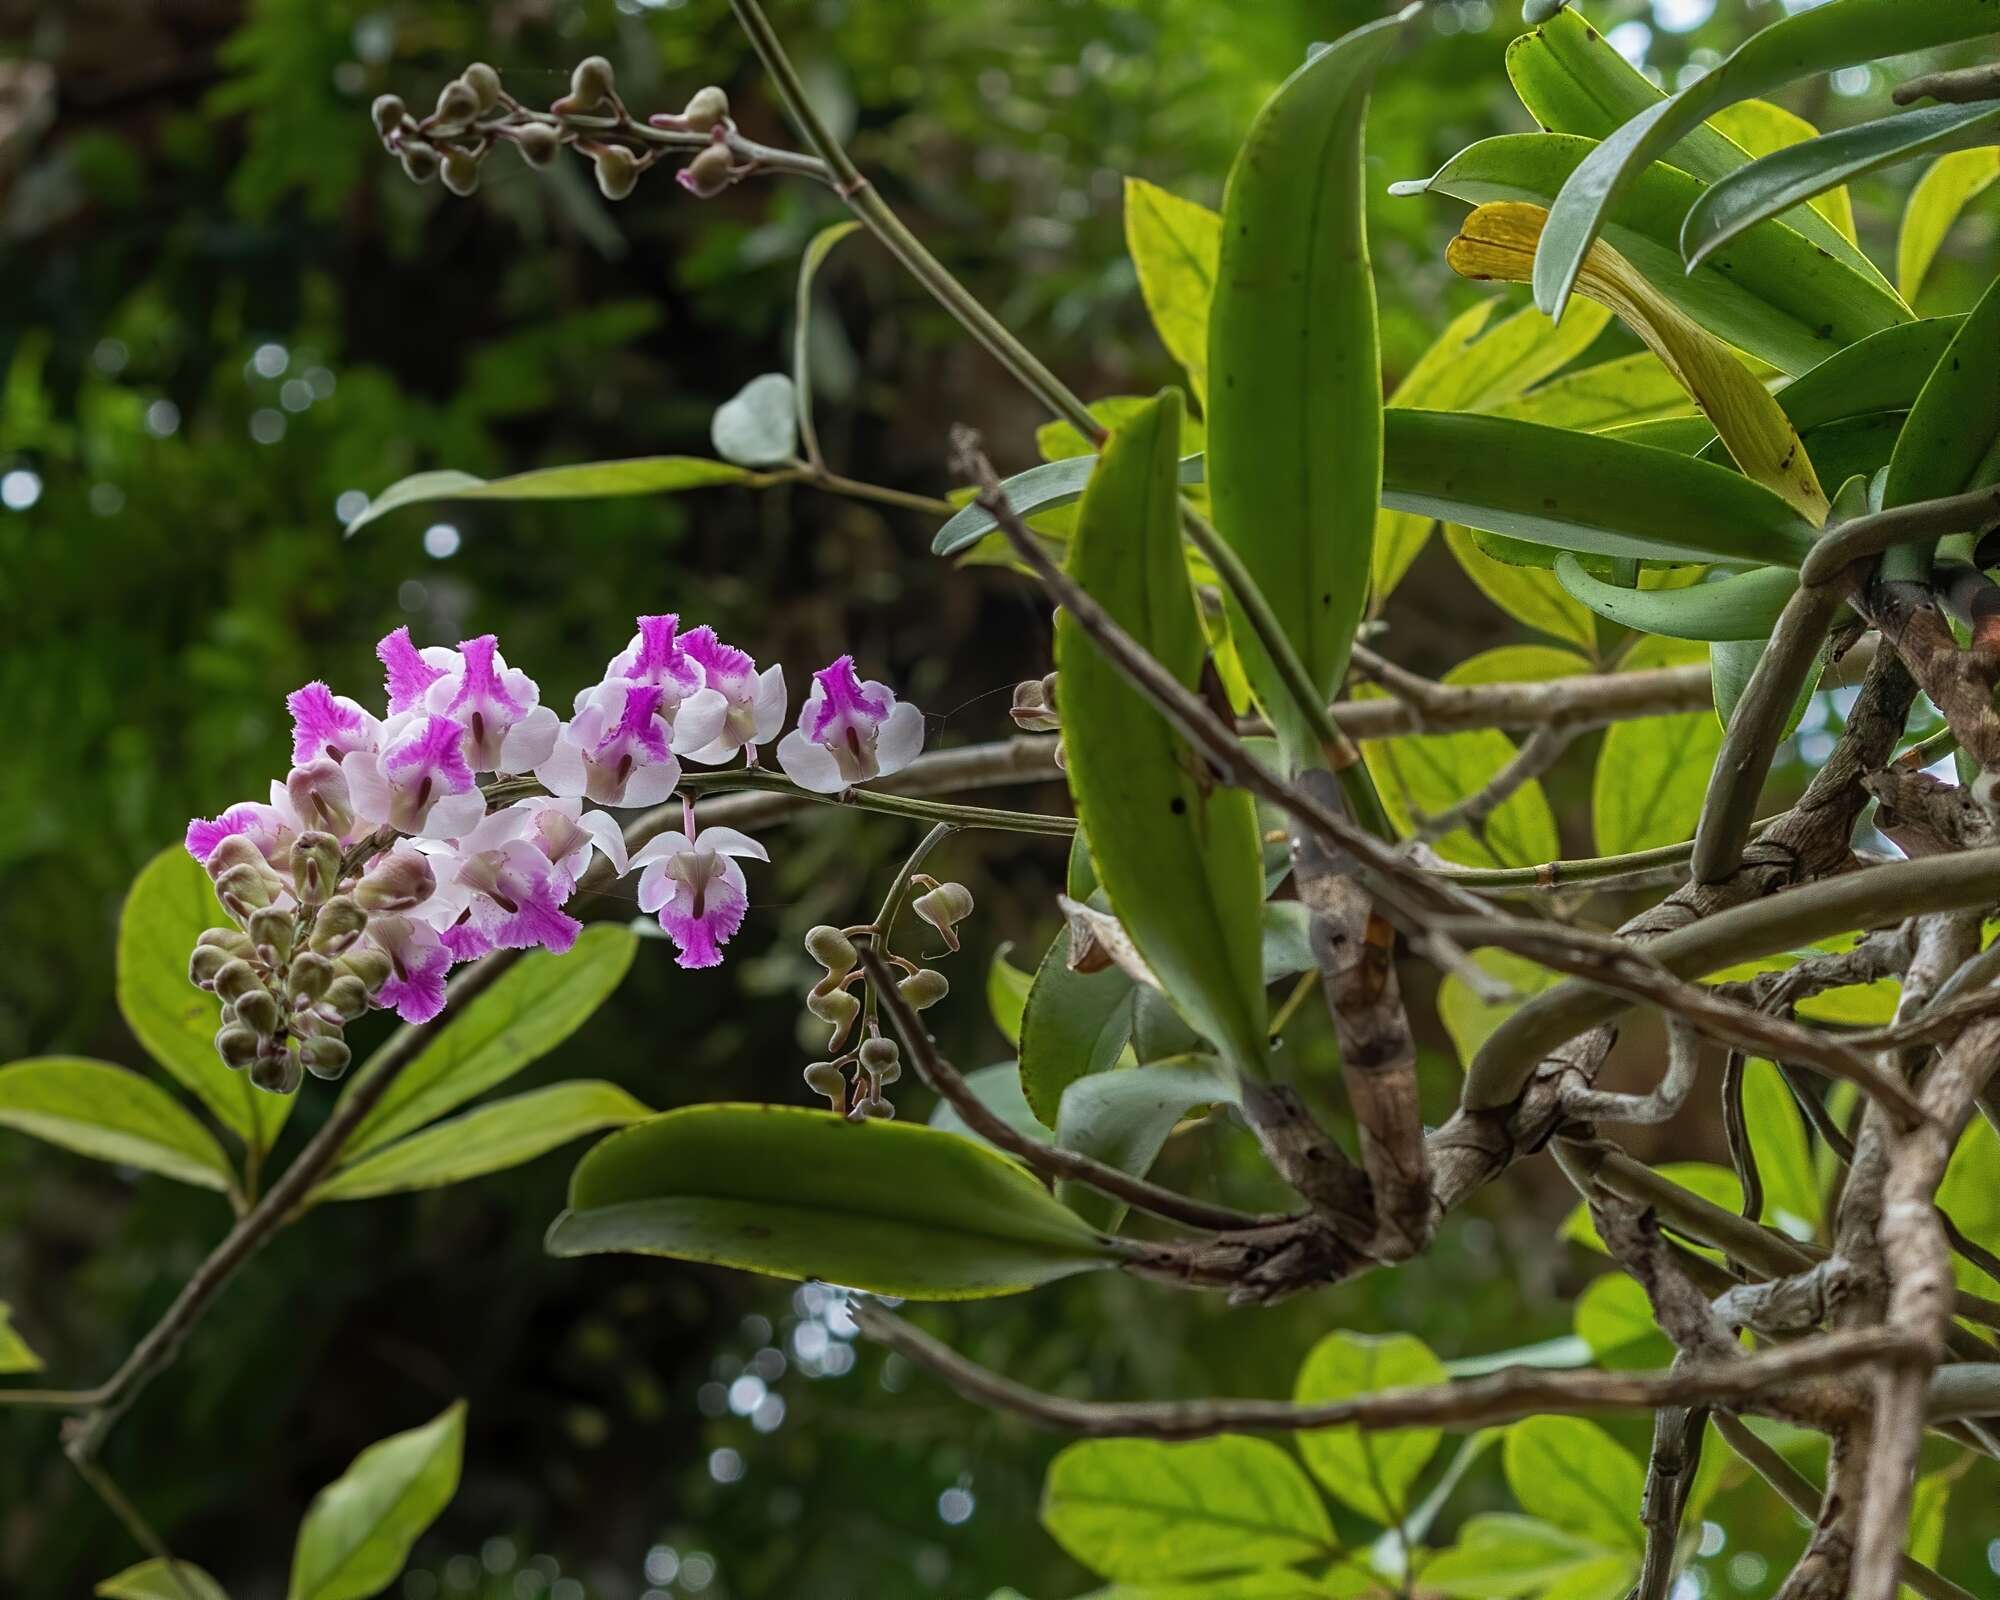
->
[310,1081,650,1202]
[1886,273,2000,515]
[928,1061,1052,1147]
[547,1105,1123,1298]
[338,924,636,1164]
[1054,1055,1234,1230]
[1446,525,1596,652]
[118,845,286,1153]
[1573,1274,1673,1372]
[0,1300,43,1374]
[1503,1417,1645,1552]
[1019,928,1137,1126]
[1685,101,2000,269]
[794,220,862,463]
[1505,7,1871,271]
[1900,149,2000,303]
[711,372,799,467]
[345,457,752,534]
[1707,99,1857,244]
[1421,1514,1622,1599]
[1125,178,1220,408]
[1767,317,1961,438]
[987,944,1034,1048]
[1555,556,1795,642]
[0,1058,235,1193]
[1743,1057,1820,1235]
[1294,1330,1447,1526]
[1403,133,1908,374]
[1532,0,1995,318]
[1058,390,1267,1074]
[1042,1436,1335,1582]
[288,1402,465,1600]
[1208,9,1409,765]
[1386,412,1819,568]
[96,1561,232,1600]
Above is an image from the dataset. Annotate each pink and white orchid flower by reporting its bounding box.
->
[286,682,381,767]
[185,800,294,867]
[676,625,786,766]
[376,625,458,715]
[514,795,629,889]
[423,633,560,774]
[536,679,685,808]
[341,712,485,839]
[629,800,767,969]
[775,655,925,794]
[359,913,456,1024]
[416,805,583,960]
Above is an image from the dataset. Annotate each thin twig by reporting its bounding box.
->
[1415,724,1575,843]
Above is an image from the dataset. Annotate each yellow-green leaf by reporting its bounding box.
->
[288,1403,465,1600]
[118,845,287,1154]
[1293,1331,1446,1525]
[1503,1417,1645,1552]
[0,1057,235,1194]
[1899,148,2000,304]
[1444,524,1596,653]
[1440,949,1566,1071]
[344,457,754,535]
[310,1081,651,1202]
[1124,179,1220,408]
[1707,99,1858,245]
[97,1561,232,1600]
[1743,1057,1821,1236]
[0,1301,44,1375]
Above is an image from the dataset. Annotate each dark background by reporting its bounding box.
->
[3,2,1996,1596]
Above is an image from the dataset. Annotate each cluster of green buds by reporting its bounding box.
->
[799,915,959,1123]
[1011,672,1063,767]
[187,834,434,1095]
[371,55,755,205]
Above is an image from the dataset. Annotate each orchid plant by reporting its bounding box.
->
[8,2,2000,1598]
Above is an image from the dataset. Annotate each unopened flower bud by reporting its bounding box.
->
[858,1036,901,1084]
[441,147,482,196]
[251,1048,302,1096]
[563,56,617,113]
[325,975,370,1021]
[432,78,480,129]
[338,946,394,992]
[310,896,368,955]
[215,863,277,919]
[288,950,334,1004]
[371,94,408,143]
[189,943,232,989]
[804,924,857,979]
[212,958,262,1005]
[249,906,295,961]
[235,988,282,1037]
[198,925,252,956]
[807,983,861,1051]
[300,1035,352,1081]
[356,849,435,913]
[676,143,735,199]
[852,1094,895,1121]
[803,1060,846,1102]
[1011,673,1060,733]
[290,831,344,907]
[912,882,974,953]
[680,85,730,131]
[515,123,561,167]
[205,834,266,876]
[288,761,356,839]
[593,144,640,201]
[461,62,503,112]
[215,1024,261,1070]
[897,968,949,1012]
[400,143,441,184]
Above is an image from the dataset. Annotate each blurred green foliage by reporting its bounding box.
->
[3,2,1997,1597]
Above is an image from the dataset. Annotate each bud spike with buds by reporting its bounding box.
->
[897,968,949,1012]
[592,144,641,202]
[555,56,617,116]
[911,881,974,953]
[677,142,736,200]
[461,62,503,113]
[679,86,730,132]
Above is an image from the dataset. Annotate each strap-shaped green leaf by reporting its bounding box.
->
[1899,149,2000,303]
[0,1057,236,1194]
[1125,177,1221,408]
[119,845,288,1155]
[1684,100,2000,269]
[96,1561,233,1600]
[344,457,756,535]
[546,1104,1125,1299]
[1018,926,1135,1126]
[310,1080,650,1202]
[1554,557,1799,642]
[1402,132,1908,374]
[288,1402,465,1600]
[1507,5,1878,280]
[336,924,637,1164]
[1531,0,1997,318]
[1206,6,1410,767]
[1057,390,1268,1075]
[1052,1055,1234,1231]
[1886,273,2000,519]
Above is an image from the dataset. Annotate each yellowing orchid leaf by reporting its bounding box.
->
[1447,202,1828,527]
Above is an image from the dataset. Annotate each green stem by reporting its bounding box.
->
[804,467,958,516]
[1431,814,1789,894]
[676,768,1074,836]
[861,821,956,1039]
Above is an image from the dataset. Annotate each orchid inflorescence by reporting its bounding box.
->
[369,55,819,207]
[184,617,938,1097]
